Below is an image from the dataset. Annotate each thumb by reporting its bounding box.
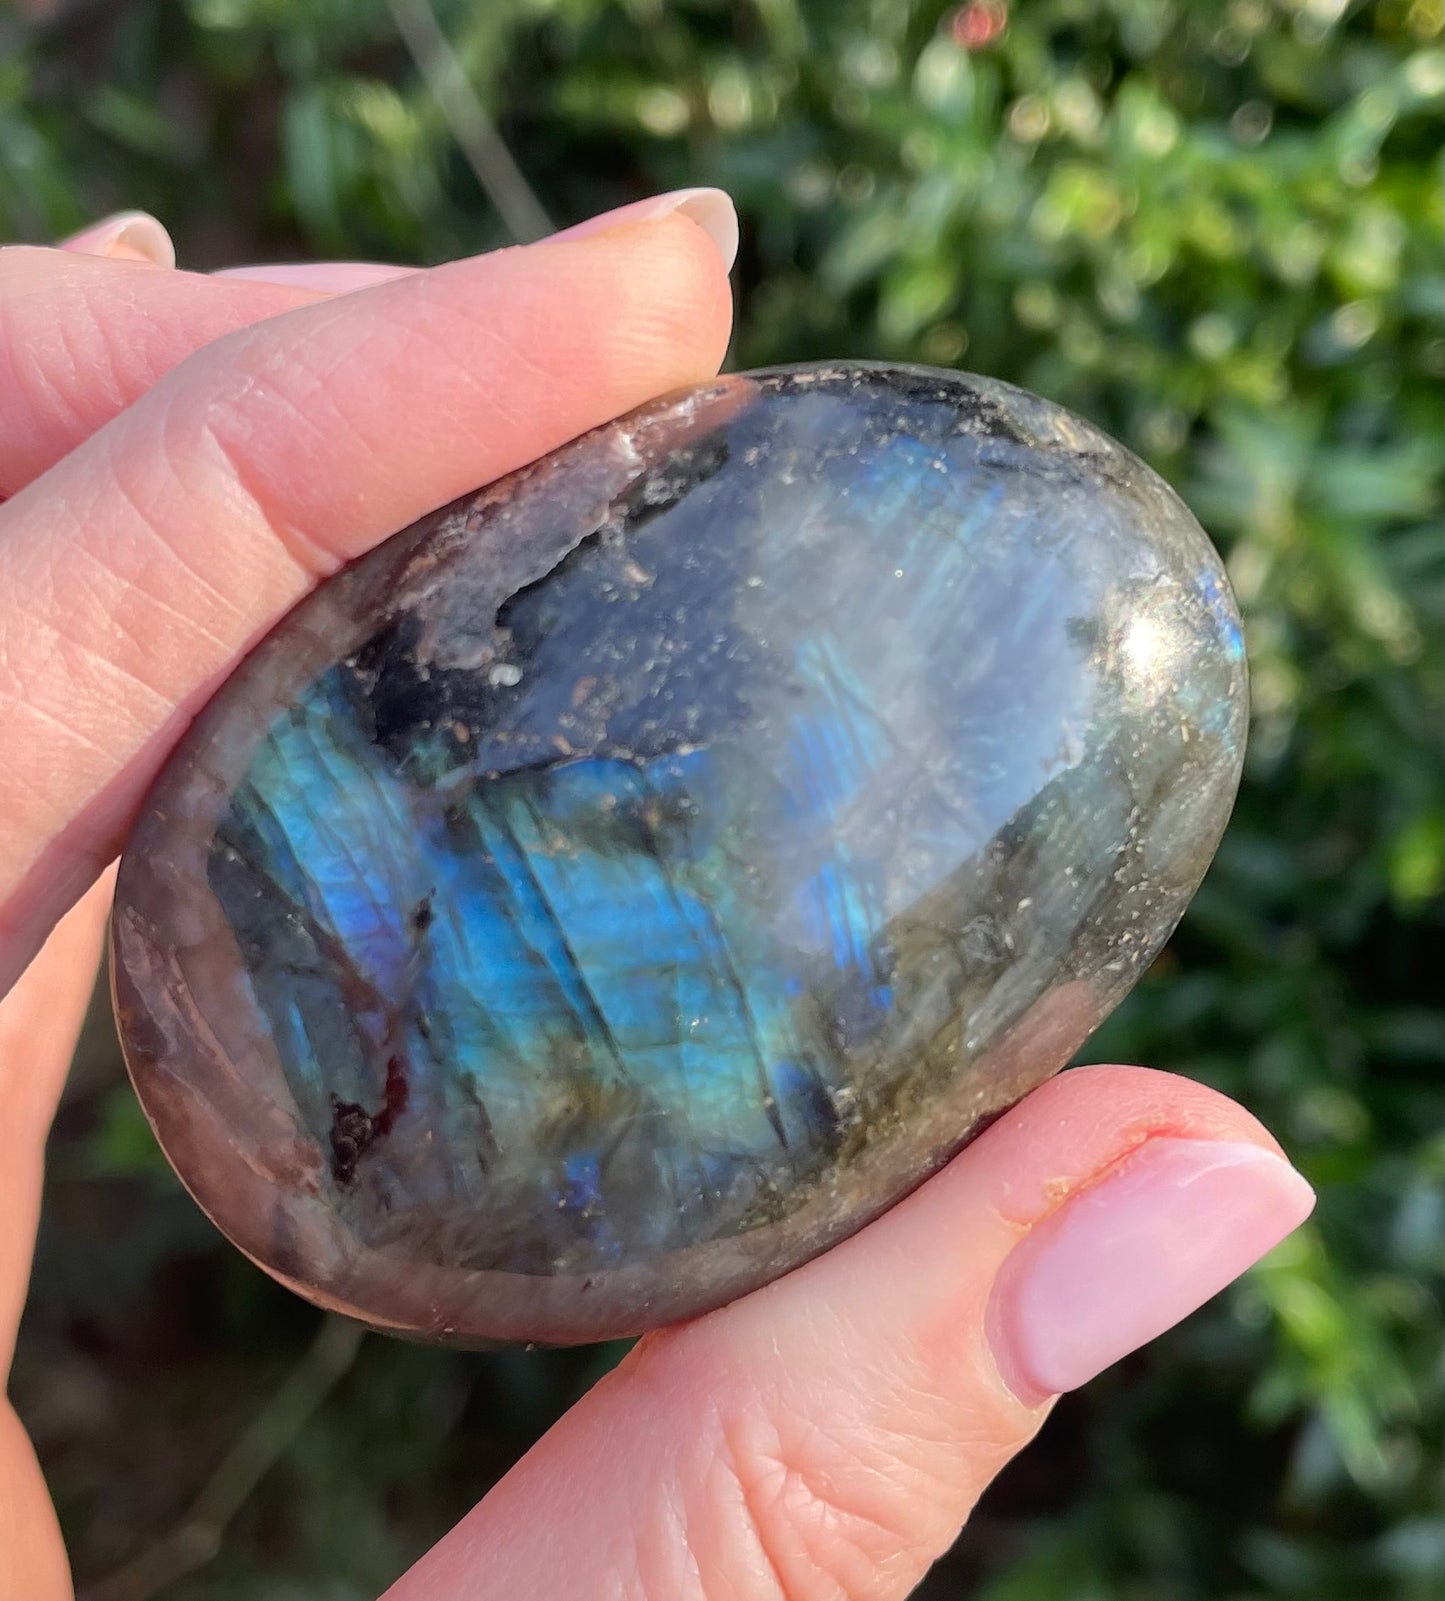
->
[384,1064,1314,1601]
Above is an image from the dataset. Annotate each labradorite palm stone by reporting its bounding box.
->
[113,363,1246,1344]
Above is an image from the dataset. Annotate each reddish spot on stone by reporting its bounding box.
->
[373,1053,410,1138]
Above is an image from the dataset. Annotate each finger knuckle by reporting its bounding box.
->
[673,1381,960,1601]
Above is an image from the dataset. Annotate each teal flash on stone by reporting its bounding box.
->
[111,364,1247,1346]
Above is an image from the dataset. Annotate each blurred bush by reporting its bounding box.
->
[2,1,1441,1598]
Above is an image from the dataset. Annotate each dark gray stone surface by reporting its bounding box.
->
[112,363,1247,1344]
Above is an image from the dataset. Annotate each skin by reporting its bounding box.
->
[0,216,1309,1601]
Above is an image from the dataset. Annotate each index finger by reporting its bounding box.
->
[0,214,733,996]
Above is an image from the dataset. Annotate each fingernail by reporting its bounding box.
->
[212,261,418,292]
[549,187,738,272]
[60,210,175,268]
[988,1138,1315,1403]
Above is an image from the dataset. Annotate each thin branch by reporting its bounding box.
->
[81,1317,366,1601]
[385,0,553,243]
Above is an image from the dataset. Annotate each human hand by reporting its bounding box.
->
[0,199,1313,1601]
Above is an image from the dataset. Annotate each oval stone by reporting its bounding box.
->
[112,363,1247,1345]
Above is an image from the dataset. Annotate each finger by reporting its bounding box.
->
[548,185,739,265]
[0,877,111,1601]
[0,250,342,497]
[0,881,110,1601]
[59,209,174,267]
[212,185,741,288]
[0,213,733,996]
[0,186,739,498]
[212,262,419,291]
[0,1400,69,1601]
[0,874,114,1601]
[384,1066,1313,1601]
[0,867,114,1376]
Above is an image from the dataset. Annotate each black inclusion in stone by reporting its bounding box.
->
[329,1054,410,1186]
[112,362,1248,1347]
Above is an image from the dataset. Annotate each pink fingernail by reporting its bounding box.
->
[549,187,738,272]
[212,262,418,291]
[60,210,175,268]
[988,1138,1315,1402]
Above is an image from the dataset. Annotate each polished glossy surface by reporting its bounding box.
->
[112,364,1247,1344]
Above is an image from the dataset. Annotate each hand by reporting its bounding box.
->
[0,201,1313,1601]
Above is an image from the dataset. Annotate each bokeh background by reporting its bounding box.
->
[2,2,1441,1597]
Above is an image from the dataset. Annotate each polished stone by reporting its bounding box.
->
[112,363,1247,1345]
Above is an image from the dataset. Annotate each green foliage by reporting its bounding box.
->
[3,2,1440,1597]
